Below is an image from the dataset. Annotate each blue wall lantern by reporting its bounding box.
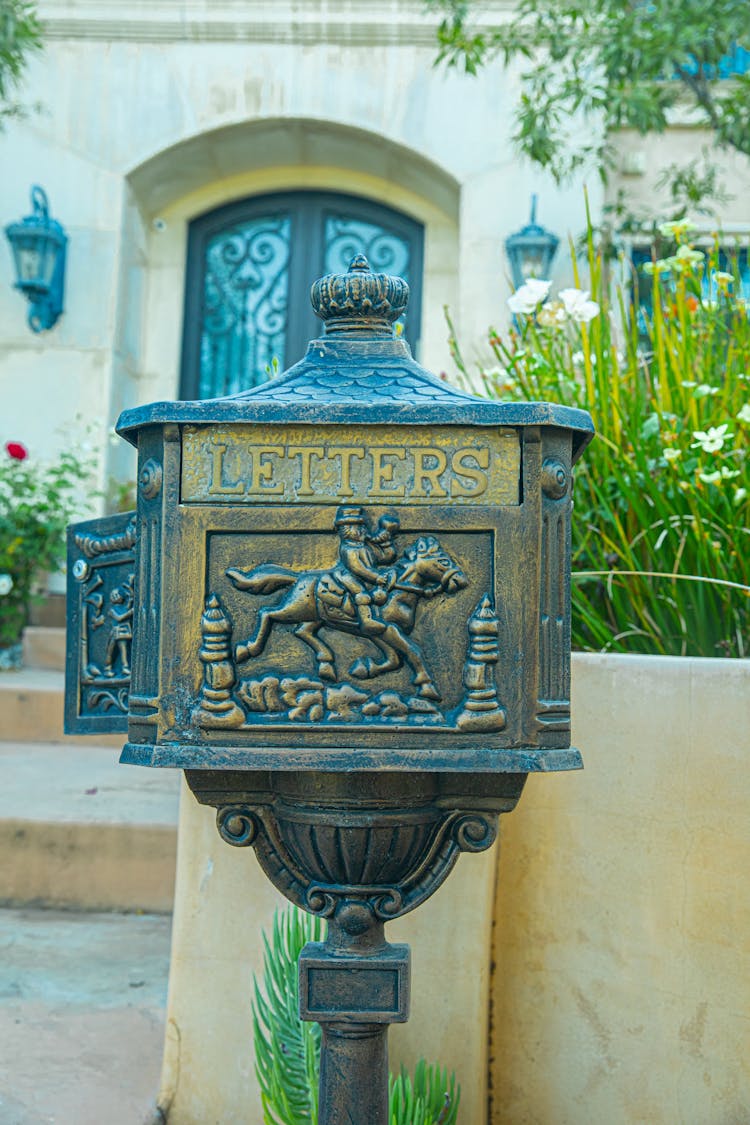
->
[4,186,67,332]
[505,195,559,289]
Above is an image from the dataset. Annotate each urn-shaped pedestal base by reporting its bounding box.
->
[186,769,526,1125]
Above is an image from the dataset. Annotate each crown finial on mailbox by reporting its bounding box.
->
[310,253,410,337]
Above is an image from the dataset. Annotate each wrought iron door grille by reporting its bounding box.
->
[181,191,424,400]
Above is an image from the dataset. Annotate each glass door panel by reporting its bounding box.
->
[181,191,423,400]
[200,214,291,397]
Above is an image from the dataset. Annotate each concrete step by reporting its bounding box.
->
[0,666,122,745]
[0,741,180,912]
[22,625,65,672]
[29,592,66,628]
[0,906,170,1125]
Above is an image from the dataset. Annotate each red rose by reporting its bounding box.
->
[5,442,28,461]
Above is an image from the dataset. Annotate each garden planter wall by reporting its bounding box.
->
[490,652,750,1124]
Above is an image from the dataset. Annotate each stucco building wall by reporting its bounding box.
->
[3,4,749,493]
[1,0,601,488]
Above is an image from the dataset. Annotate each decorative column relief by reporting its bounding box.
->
[65,511,137,731]
[456,595,506,731]
[128,445,166,734]
[195,594,245,729]
[537,457,572,736]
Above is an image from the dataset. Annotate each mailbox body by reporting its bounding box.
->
[65,332,592,775]
[64,262,593,1125]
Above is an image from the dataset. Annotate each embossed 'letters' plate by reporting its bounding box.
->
[180,425,520,507]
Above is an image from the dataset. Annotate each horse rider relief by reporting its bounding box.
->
[330,507,400,634]
[222,506,471,708]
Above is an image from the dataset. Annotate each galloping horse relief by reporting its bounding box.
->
[194,506,505,731]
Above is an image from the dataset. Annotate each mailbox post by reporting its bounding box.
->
[66,254,592,1122]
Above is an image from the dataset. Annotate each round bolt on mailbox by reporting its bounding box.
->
[65,253,593,1122]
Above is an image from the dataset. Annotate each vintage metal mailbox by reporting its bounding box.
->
[66,254,592,1124]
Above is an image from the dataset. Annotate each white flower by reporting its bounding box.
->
[721,467,740,479]
[663,448,681,462]
[537,300,567,328]
[482,366,516,393]
[691,424,733,453]
[643,259,672,276]
[0,574,12,596]
[673,245,705,269]
[737,404,750,424]
[734,487,748,505]
[658,219,698,240]
[507,278,552,316]
[558,288,600,324]
[693,384,719,398]
[698,470,722,484]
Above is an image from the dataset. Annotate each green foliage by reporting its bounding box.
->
[0,0,42,126]
[104,475,137,515]
[0,440,97,646]
[389,1061,460,1125]
[252,906,324,1125]
[447,209,750,657]
[429,0,750,192]
[253,906,461,1124]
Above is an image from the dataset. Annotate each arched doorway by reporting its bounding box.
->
[179,190,424,399]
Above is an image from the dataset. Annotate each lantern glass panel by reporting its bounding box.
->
[38,234,59,287]
[16,241,43,284]
[520,249,548,280]
[11,229,58,290]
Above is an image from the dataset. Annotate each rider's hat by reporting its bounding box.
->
[334,505,365,528]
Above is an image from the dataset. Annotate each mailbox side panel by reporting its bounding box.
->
[126,426,175,747]
[64,510,136,735]
[535,427,574,747]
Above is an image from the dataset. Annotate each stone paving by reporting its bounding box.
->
[0,908,172,1125]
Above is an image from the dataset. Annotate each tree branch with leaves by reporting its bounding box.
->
[0,0,42,128]
[429,0,750,188]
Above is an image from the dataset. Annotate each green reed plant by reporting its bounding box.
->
[252,906,460,1125]
[447,215,749,656]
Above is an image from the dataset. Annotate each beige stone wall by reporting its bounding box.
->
[3,3,749,496]
[490,654,750,1124]
[1,0,600,489]
[611,127,750,230]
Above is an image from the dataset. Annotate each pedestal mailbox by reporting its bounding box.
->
[66,254,593,1124]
